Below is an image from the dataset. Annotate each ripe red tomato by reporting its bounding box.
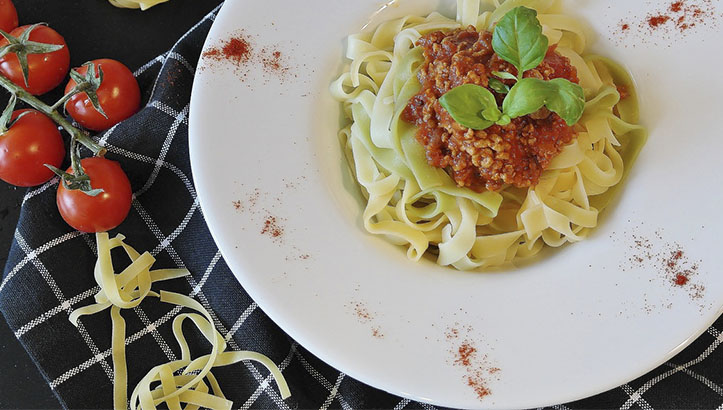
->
[0,109,65,187]
[0,25,70,95]
[56,157,132,233]
[0,0,18,33]
[65,59,141,131]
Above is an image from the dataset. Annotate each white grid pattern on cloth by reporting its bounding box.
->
[225,301,258,342]
[13,231,115,383]
[14,286,100,337]
[21,176,59,205]
[621,384,653,410]
[294,348,353,410]
[394,398,412,410]
[620,327,723,410]
[50,304,184,389]
[132,104,190,198]
[320,373,346,410]
[97,123,119,147]
[2,4,721,409]
[0,231,81,293]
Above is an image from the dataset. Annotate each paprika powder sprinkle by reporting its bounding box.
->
[445,325,500,402]
[675,274,689,286]
[647,15,671,28]
[614,0,719,43]
[203,33,252,66]
[615,224,706,308]
[202,31,296,83]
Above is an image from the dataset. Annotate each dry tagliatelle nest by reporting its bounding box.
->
[109,0,170,11]
[70,233,290,410]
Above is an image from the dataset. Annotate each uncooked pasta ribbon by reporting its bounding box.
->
[69,232,291,410]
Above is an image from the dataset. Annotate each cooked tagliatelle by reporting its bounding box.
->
[69,233,290,410]
[330,0,647,270]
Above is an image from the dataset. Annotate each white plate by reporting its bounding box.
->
[189,1,723,408]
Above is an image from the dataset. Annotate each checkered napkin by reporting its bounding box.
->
[0,5,721,410]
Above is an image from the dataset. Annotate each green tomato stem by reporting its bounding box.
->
[0,73,105,156]
[49,81,91,112]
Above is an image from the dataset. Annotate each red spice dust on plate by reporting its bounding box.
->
[346,300,385,339]
[260,214,284,242]
[230,183,312,261]
[613,0,720,45]
[613,223,707,311]
[201,30,295,84]
[444,324,500,402]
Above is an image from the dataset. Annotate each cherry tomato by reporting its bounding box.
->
[65,59,140,131]
[0,25,70,95]
[56,157,132,233]
[0,109,64,187]
[0,0,18,33]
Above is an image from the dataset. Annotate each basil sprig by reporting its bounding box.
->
[438,6,585,130]
[439,84,508,129]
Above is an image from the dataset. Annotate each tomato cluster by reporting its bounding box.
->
[0,1,141,233]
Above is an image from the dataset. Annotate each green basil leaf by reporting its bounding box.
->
[492,6,548,78]
[492,71,517,81]
[502,77,550,118]
[488,78,510,94]
[439,84,502,130]
[502,77,585,126]
[496,114,511,126]
[545,78,585,125]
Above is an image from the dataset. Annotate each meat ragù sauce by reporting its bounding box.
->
[402,27,580,192]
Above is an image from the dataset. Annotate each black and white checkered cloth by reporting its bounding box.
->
[0,5,721,409]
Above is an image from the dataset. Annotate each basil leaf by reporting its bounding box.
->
[488,78,510,94]
[502,78,549,118]
[439,84,502,130]
[492,7,548,78]
[496,114,511,126]
[545,78,585,125]
[502,77,585,125]
[492,71,517,81]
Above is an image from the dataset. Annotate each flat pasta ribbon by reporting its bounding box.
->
[69,233,290,410]
[108,0,170,10]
